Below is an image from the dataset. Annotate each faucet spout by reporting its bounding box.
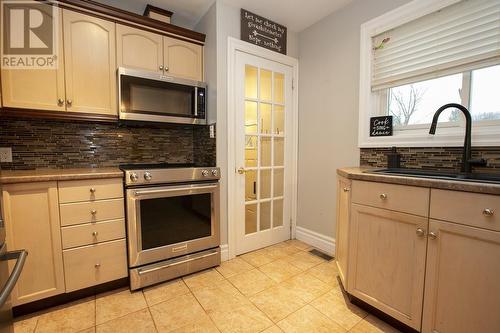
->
[429,103,474,173]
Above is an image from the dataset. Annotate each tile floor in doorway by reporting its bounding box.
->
[14,240,401,333]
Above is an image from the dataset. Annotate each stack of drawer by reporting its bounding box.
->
[58,178,127,292]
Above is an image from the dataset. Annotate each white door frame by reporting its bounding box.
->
[227,37,299,260]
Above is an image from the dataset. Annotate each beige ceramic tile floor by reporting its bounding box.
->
[14,240,401,333]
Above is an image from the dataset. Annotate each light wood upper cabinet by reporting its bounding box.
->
[2,182,65,306]
[422,220,500,333]
[1,7,65,111]
[63,9,116,115]
[348,204,427,331]
[163,36,203,81]
[335,176,351,289]
[116,24,163,72]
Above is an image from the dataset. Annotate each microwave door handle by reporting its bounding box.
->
[194,87,198,117]
[0,249,28,307]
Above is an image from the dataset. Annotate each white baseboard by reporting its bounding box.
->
[295,226,336,256]
[220,244,229,261]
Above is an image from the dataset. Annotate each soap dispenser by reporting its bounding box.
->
[387,146,401,169]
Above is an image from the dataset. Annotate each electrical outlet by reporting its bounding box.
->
[209,125,215,138]
[0,147,13,163]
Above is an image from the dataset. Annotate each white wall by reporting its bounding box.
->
[297,0,411,238]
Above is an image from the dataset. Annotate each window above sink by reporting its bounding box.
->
[358,0,500,148]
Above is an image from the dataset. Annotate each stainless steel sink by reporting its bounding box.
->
[366,168,500,184]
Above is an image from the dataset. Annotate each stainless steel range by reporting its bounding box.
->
[120,163,220,290]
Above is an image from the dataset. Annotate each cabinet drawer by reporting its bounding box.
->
[61,219,125,249]
[60,199,124,226]
[352,180,429,217]
[430,189,500,231]
[58,178,123,203]
[63,239,127,292]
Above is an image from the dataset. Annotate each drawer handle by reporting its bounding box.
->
[95,263,101,268]
[416,228,426,237]
[483,208,494,217]
[92,231,98,237]
[379,193,388,200]
[428,231,438,240]
[343,187,350,192]
[90,210,97,215]
[90,187,96,193]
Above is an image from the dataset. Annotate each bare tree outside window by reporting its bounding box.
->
[388,85,426,126]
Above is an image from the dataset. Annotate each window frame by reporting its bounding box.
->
[358,0,500,148]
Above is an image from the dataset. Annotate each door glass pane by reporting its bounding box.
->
[274,105,284,134]
[274,169,284,197]
[260,103,272,134]
[260,169,271,199]
[273,199,283,227]
[245,102,258,133]
[245,65,258,99]
[260,201,271,231]
[274,73,284,104]
[261,137,272,167]
[274,138,284,166]
[260,69,272,101]
[245,170,257,201]
[245,203,257,234]
[245,136,258,167]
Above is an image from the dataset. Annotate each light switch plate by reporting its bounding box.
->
[0,147,13,163]
[209,125,215,138]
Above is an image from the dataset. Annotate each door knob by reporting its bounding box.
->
[416,228,426,237]
[89,187,96,193]
[159,65,164,71]
[92,231,98,237]
[428,231,438,240]
[66,99,72,107]
[90,209,97,215]
[57,98,64,106]
[379,193,388,200]
[237,167,247,174]
[483,208,494,217]
[164,66,169,72]
[342,187,350,192]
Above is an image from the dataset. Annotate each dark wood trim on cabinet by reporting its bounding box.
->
[1,108,119,123]
[144,4,173,18]
[13,278,129,317]
[56,0,205,43]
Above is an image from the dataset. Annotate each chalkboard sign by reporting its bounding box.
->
[241,9,287,55]
[370,116,393,137]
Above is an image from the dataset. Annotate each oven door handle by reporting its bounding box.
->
[132,184,218,197]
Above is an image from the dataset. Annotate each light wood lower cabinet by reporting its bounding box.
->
[422,220,500,333]
[1,182,65,306]
[347,204,427,331]
[335,176,351,289]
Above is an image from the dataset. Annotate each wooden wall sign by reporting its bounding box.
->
[241,9,287,55]
[370,116,393,137]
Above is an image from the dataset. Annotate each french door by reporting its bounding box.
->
[234,51,294,255]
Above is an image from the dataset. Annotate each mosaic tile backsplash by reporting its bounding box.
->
[360,147,500,171]
[0,117,216,170]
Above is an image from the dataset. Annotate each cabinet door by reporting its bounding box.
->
[2,182,65,305]
[1,7,65,111]
[63,10,116,115]
[422,220,500,333]
[335,176,351,289]
[116,24,163,72]
[163,36,203,81]
[348,204,427,330]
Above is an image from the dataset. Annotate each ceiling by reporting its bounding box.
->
[94,0,353,31]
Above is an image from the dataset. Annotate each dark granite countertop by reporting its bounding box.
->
[0,168,123,184]
[338,167,500,195]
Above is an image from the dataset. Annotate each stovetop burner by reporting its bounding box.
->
[119,162,197,170]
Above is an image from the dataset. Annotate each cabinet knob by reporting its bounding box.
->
[89,187,96,193]
[57,98,65,106]
[428,231,438,240]
[483,208,494,217]
[159,65,164,71]
[66,99,72,106]
[416,228,426,237]
[379,193,388,200]
[91,209,97,215]
[92,231,98,237]
[94,263,101,268]
[343,187,350,192]
[164,66,169,72]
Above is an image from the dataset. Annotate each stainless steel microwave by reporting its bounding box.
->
[118,67,207,125]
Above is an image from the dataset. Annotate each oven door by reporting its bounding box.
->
[126,182,219,267]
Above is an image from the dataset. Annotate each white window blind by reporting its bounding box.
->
[371,0,500,91]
